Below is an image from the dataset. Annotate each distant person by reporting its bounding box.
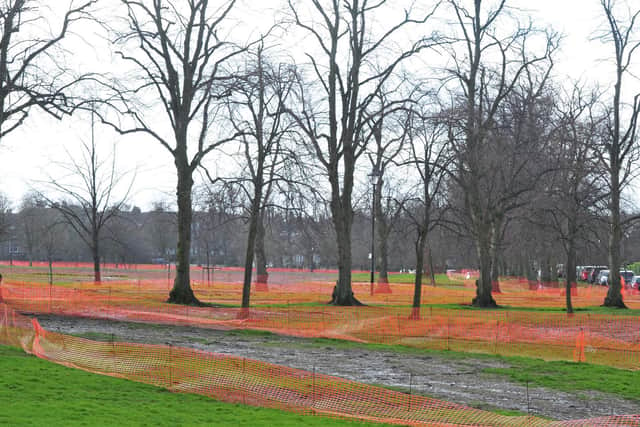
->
[0,272,3,302]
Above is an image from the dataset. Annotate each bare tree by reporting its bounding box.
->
[95,0,250,304]
[39,112,131,282]
[221,46,295,312]
[402,109,450,318]
[18,192,46,265]
[367,92,411,287]
[443,0,559,307]
[596,0,640,308]
[0,1,95,140]
[144,200,176,263]
[287,0,441,305]
[535,85,606,313]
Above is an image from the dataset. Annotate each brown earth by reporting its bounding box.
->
[33,313,640,421]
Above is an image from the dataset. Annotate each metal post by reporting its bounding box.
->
[370,181,376,296]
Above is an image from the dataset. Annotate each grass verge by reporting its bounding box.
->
[0,344,389,426]
[484,357,640,401]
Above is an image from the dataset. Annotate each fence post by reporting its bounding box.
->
[168,343,172,388]
[287,300,290,330]
[446,313,450,351]
[111,333,116,374]
[312,364,316,412]
[526,378,531,415]
[409,373,413,411]
[242,357,246,406]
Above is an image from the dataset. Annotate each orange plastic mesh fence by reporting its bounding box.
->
[2,303,638,426]
[3,281,640,370]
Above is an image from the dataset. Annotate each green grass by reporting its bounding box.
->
[417,303,640,316]
[484,357,640,401]
[0,345,389,426]
[350,272,459,285]
[224,328,277,337]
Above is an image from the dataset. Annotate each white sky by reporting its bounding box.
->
[0,0,637,211]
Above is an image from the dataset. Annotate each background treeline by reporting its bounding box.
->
[1,190,639,277]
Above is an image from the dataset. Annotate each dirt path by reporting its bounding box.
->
[34,313,640,421]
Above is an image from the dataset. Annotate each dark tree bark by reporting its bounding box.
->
[94,0,248,305]
[597,1,640,308]
[410,231,427,319]
[444,0,558,307]
[368,96,410,289]
[41,112,130,283]
[0,1,95,141]
[530,84,605,313]
[287,0,440,305]
[220,48,294,313]
[403,109,450,317]
[255,215,269,286]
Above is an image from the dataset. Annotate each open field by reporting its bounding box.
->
[0,345,387,427]
[2,262,640,425]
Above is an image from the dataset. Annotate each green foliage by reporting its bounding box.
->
[628,262,640,275]
[0,345,387,427]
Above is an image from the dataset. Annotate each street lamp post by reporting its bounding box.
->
[369,167,380,296]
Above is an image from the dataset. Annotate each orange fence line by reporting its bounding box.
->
[3,303,640,426]
[3,282,640,370]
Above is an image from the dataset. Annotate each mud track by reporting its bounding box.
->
[34,313,640,421]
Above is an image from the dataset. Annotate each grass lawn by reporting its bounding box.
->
[350,272,459,285]
[0,345,390,426]
[485,357,640,401]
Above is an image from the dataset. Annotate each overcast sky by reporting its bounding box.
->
[0,0,636,211]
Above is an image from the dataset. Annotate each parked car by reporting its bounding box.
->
[596,269,610,286]
[632,276,640,289]
[620,270,635,287]
[590,266,608,284]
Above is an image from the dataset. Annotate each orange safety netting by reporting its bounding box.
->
[2,277,640,370]
[2,303,639,426]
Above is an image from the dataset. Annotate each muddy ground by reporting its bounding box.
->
[32,313,640,421]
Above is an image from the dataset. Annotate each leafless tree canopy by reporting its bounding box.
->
[0,0,95,139]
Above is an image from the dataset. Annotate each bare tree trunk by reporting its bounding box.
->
[541,257,551,285]
[240,207,259,314]
[605,175,625,307]
[527,257,537,290]
[330,203,361,305]
[375,179,389,284]
[168,160,198,305]
[255,215,268,286]
[490,221,502,294]
[92,242,101,283]
[566,237,576,314]
[410,231,427,319]
[473,224,497,307]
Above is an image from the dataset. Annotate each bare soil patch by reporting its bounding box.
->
[34,313,640,421]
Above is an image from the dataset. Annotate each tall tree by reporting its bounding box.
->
[0,1,95,140]
[534,85,605,313]
[403,109,450,318]
[597,0,640,308]
[39,112,131,282]
[287,0,440,305]
[96,0,248,304]
[367,92,411,287]
[0,192,9,244]
[443,0,558,307]
[223,46,295,312]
